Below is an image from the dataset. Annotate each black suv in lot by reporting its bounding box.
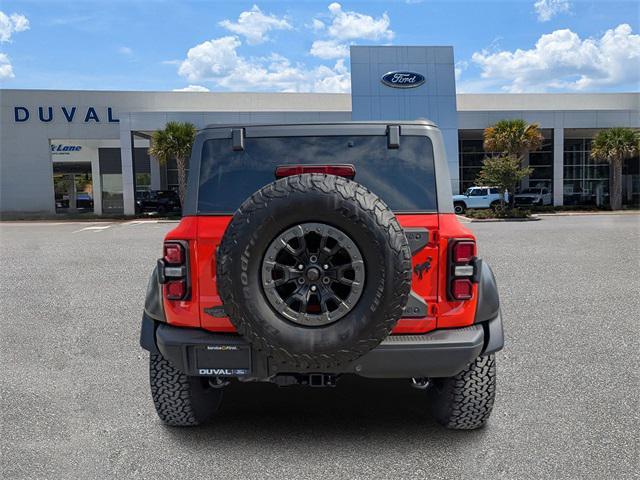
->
[135,190,181,214]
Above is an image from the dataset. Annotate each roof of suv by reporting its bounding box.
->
[201,119,437,131]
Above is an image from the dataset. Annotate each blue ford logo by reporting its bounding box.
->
[381,71,426,89]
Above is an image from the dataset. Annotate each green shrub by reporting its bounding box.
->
[465,208,531,219]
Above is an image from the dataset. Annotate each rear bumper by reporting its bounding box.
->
[141,312,503,380]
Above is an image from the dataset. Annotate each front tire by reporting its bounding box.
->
[428,354,496,429]
[149,353,224,426]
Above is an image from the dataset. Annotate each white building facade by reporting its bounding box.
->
[1,46,638,216]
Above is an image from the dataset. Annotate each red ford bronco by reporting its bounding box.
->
[140,121,503,429]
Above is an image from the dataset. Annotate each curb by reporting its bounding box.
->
[468,217,540,223]
[535,211,639,217]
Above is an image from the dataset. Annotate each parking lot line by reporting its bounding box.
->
[123,220,160,226]
[72,225,112,233]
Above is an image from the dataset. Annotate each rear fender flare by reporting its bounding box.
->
[140,266,165,354]
[475,261,500,323]
[474,261,504,354]
[144,265,166,322]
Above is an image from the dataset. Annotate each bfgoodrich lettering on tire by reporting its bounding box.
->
[216,173,412,370]
[428,354,496,429]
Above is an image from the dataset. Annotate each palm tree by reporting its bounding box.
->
[148,121,196,207]
[590,128,640,210]
[483,119,544,159]
[483,119,544,207]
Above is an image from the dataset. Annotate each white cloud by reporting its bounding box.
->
[471,24,640,92]
[533,0,571,22]
[177,35,350,93]
[0,52,14,79]
[178,36,243,82]
[454,60,468,81]
[308,3,393,59]
[219,5,291,45]
[118,46,133,55]
[173,85,210,92]
[309,39,349,60]
[311,19,325,31]
[324,3,393,41]
[0,11,29,42]
[311,58,351,93]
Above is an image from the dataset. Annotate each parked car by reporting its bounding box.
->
[54,192,93,210]
[139,121,504,430]
[452,186,506,214]
[55,193,68,209]
[76,192,94,210]
[135,190,181,214]
[514,187,552,206]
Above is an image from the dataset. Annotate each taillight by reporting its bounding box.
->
[275,164,356,179]
[166,280,186,300]
[163,243,184,264]
[451,279,473,300]
[158,241,190,301]
[448,239,478,301]
[453,241,475,263]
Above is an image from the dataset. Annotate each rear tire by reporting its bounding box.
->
[428,354,496,430]
[149,353,223,426]
[454,202,466,214]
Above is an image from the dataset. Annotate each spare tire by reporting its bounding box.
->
[216,173,412,369]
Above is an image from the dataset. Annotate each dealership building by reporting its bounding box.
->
[1,45,638,216]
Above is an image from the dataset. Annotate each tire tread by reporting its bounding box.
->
[428,354,496,430]
[149,353,221,426]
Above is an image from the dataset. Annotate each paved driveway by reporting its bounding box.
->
[1,215,638,479]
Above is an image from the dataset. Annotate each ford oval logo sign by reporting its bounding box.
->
[381,71,426,89]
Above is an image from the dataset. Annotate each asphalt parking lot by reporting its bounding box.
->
[1,215,638,479]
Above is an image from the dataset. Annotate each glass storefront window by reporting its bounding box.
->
[133,147,151,192]
[136,173,151,191]
[459,129,553,193]
[101,173,124,213]
[52,162,94,213]
[563,137,610,206]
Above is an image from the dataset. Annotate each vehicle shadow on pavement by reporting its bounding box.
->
[163,375,489,445]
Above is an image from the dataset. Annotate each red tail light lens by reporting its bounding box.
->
[160,240,189,301]
[165,280,186,300]
[452,279,473,300]
[453,241,475,263]
[448,239,477,301]
[275,164,355,179]
[164,243,184,264]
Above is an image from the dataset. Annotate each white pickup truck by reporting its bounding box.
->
[453,187,506,214]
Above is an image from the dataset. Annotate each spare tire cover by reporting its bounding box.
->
[216,173,412,369]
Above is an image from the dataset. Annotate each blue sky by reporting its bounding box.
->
[0,0,638,93]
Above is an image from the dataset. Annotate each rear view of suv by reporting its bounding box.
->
[140,121,503,429]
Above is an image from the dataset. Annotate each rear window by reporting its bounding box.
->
[197,135,437,213]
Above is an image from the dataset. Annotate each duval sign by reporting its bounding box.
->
[13,106,119,123]
[381,71,426,89]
